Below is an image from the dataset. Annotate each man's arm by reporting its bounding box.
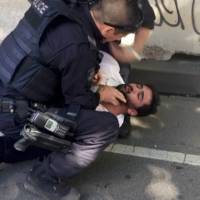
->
[109,27,152,63]
[109,0,155,63]
[133,27,153,54]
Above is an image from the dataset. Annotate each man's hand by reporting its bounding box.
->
[109,27,152,63]
[98,85,126,106]
[109,42,138,63]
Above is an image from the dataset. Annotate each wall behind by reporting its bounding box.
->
[146,0,200,60]
[0,0,29,42]
[0,0,199,60]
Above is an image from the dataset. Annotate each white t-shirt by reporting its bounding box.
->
[94,51,125,127]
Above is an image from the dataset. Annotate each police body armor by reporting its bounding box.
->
[0,0,99,102]
[0,0,100,151]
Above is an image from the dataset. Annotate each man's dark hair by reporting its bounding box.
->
[136,84,160,117]
[90,0,143,33]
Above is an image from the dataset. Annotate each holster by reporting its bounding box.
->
[14,104,80,152]
[14,124,71,152]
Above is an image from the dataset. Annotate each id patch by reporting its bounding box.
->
[32,0,49,16]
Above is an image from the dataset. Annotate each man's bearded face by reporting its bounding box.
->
[117,83,152,109]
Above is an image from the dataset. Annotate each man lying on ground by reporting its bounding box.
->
[92,51,159,127]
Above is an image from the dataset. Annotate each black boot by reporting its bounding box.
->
[24,161,80,200]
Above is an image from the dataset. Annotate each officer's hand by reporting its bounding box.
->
[98,85,126,106]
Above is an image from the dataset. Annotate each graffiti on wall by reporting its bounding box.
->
[152,0,200,35]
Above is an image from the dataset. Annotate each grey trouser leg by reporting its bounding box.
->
[43,109,119,179]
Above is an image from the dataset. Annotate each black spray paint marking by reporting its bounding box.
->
[153,0,199,35]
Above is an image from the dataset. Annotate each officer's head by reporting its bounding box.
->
[90,0,143,42]
[117,83,159,117]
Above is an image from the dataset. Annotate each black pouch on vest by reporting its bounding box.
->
[14,124,71,152]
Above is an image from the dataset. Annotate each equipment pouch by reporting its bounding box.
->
[14,124,71,152]
[29,111,75,138]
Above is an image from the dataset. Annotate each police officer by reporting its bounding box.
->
[0,0,145,199]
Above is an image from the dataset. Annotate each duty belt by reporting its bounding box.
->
[0,98,46,118]
[0,97,80,152]
[0,98,16,113]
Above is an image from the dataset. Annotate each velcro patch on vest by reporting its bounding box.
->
[32,0,49,16]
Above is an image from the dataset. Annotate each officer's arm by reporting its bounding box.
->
[59,44,101,109]
[52,44,126,108]
[39,20,101,109]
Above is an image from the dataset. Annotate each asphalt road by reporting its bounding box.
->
[1,95,200,200]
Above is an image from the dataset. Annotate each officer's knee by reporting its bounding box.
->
[48,149,98,178]
[94,112,120,144]
[74,146,100,168]
[76,110,119,145]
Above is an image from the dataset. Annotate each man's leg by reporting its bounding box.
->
[98,43,132,138]
[119,63,132,138]
[119,62,131,83]
[25,109,119,199]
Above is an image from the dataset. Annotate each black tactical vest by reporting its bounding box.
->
[0,0,100,102]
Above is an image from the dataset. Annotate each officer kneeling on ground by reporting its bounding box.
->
[0,0,147,199]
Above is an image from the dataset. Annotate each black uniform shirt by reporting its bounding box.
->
[40,6,102,109]
[140,0,155,29]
